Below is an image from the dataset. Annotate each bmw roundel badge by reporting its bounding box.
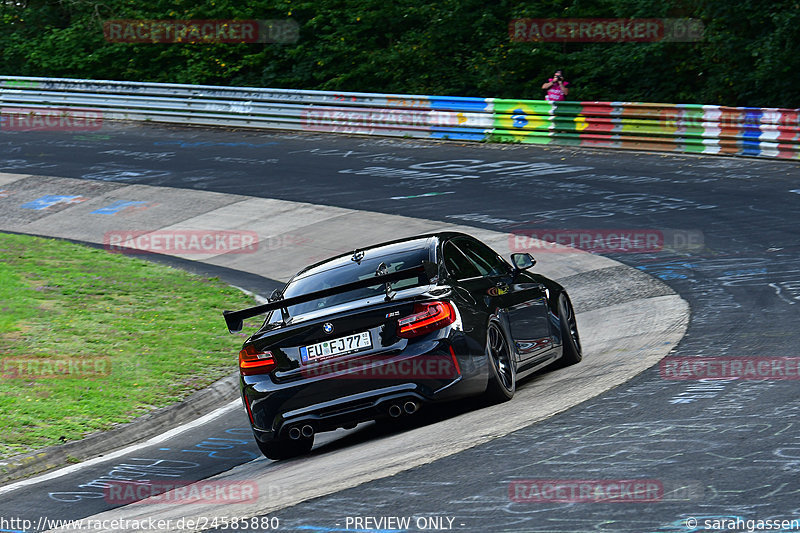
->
[323,322,334,334]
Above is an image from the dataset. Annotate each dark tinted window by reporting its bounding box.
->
[454,238,509,277]
[442,240,482,280]
[280,247,429,316]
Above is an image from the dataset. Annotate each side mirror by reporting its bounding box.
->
[510,253,536,271]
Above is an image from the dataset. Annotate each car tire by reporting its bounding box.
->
[484,320,516,402]
[256,435,314,461]
[556,293,582,367]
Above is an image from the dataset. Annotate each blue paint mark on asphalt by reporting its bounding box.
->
[429,128,487,141]
[635,263,693,280]
[20,195,85,210]
[90,200,148,215]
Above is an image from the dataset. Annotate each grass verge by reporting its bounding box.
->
[0,232,258,459]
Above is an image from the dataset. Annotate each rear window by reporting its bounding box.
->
[279,248,430,317]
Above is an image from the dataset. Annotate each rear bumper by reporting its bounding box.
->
[252,387,432,443]
[242,332,487,442]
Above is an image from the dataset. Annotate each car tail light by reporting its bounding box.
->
[239,345,276,375]
[397,301,456,339]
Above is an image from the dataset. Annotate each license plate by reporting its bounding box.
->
[300,331,372,363]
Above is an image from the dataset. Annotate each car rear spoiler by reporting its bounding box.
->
[222,264,433,333]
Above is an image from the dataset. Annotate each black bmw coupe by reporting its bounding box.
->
[224,232,582,460]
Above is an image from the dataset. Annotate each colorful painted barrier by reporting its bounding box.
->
[491,99,800,159]
[1,76,797,160]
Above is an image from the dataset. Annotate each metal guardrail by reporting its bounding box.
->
[1,76,798,159]
[492,100,800,159]
[0,76,493,140]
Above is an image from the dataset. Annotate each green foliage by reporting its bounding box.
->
[0,0,797,107]
[0,233,256,457]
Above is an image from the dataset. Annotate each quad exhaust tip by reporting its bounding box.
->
[388,401,419,418]
[288,424,315,439]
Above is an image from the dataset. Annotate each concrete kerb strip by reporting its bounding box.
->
[0,173,689,508]
[0,174,624,283]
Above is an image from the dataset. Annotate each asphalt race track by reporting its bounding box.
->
[1,123,799,532]
[0,162,685,531]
